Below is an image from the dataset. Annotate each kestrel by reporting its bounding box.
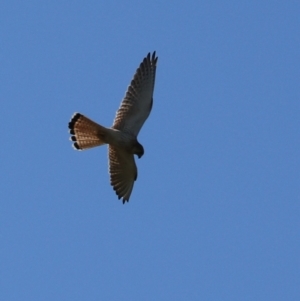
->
[68,52,158,203]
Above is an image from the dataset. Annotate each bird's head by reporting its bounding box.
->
[133,141,144,159]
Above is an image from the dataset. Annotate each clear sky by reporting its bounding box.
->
[1,1,299,300]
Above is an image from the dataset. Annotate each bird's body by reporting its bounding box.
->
[68,52,158,203]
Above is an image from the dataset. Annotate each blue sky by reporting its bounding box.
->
[1,1,299,300]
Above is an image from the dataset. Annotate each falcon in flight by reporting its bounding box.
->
[68,52,158,203]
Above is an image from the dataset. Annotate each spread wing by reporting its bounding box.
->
[109,146,137,203]
[112,52,158,136]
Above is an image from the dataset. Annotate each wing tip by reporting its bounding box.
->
[146,51,158,65]
[116,191,130,204]
[122,198,129,204]
[111,180,132,204]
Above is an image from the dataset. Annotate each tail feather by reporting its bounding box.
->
[68,113,106,150]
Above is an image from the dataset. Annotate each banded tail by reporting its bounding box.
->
[68,113,107,150]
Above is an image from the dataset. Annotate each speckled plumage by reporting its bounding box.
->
[68,52,158,203]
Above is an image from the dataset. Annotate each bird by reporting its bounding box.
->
[68,52,158,203]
